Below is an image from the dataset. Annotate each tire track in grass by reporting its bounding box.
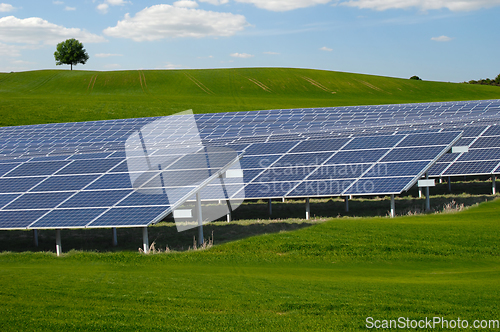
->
[138,70,144,92]
[184,73,214,95]
[354,78,384,92]
[87,74,98,93]
[246,77,272,92]
[300,76,336,94]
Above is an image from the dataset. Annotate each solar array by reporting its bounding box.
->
[0,99,499,230]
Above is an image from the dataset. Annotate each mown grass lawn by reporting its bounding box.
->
[1,198,499,331]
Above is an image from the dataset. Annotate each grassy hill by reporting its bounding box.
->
[1,68,500,126]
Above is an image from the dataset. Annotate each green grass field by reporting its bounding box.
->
[1,68,500,126]
[1,68,500,331]
[1,199,499,331]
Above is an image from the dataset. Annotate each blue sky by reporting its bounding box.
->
[0,0,499,82]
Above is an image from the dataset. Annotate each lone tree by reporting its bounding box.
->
[54,38,89,70]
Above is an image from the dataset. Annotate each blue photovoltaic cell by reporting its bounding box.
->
[30,174,100,192]
[397,132,460,147]
[144,170,211,188]
[290,138,349,153]
[457,148,500,161]
[5,160,70,177]
[0,210,48,229]
[363,161,430,178]
[244,141,298,155]
[458,126,489,137]
[436,152,459,163]
[68,152,114,160]
[326,149,388,165]
[31,208,107,229]
[344,177,414,195]
[0,177,45,193]
[275,152,333,166]
[0,193,20,208]
[470,137,500,149]
[427,163,450,177]
[254,167,317,182]
[240,155,281,169]
[381,146,444,162]
[0,163,21,177]
[118,191,171,206]
[241,181,300,198]
[4,192,74,209]
[56,158,124,175]
[443,161,499,175]
[288,179,354,197]
[88,206,169,227]
[342,135,401,150]
[482,125,500,136]
[60,190,133,208]
[85,173,134,190]
[308,164,369,180]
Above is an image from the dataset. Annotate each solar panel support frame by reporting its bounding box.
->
[402,131,463,192]
[146,152,244,228]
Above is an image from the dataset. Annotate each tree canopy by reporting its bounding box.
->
[54,39,89,70]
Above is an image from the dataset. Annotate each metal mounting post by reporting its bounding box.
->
[305,197,310,220]
[55,229,62,256]
[142,227,149,253]
[448,176,452,192]
[268,199,272,216]
[344,196,349,212]
[425,173,430,211]
[197,192,204,246]
[493,175,496,195]
[390,194,395,218]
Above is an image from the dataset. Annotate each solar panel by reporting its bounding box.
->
[0,99,499,231]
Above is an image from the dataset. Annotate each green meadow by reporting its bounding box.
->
[1,68,500,126]
[1,200,500,331]
[1,68,500,331]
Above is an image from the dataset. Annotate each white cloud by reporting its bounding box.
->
[106,0,129,5]
[53,1,64,4]
[340,0,500,11]
[64,6,76,11]
[173,0,199,8]
[236,0,331,11]
[0,3,15,12]
[97,0,130,14]
[0,16,107,45]
[431,35,452,42]
[230,52,254,58]
[95,53,123,57]
[199,0,230,4]
[97,3,109,13]
[0,41,21,56]
[320,46,332,51]
[103,5,249,41]
[200,0,330,10]
[263,51,279,54]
